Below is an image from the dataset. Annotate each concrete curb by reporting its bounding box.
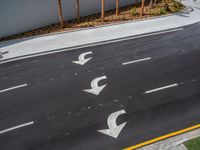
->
[0,27,184,64]
[0,5,188,46]
[0,0,199,64]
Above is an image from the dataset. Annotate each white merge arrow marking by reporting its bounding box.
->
[72,51,93,65]
[98,109,127,138]
[83,76,107,95]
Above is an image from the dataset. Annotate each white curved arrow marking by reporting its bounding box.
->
[72,51,93,65]
[98,109,127,138]
[83,76,107,95]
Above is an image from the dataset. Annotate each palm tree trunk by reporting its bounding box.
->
[140,0,145,17]
[57,0,64,29]
[76,0,80,22]
[116,0,119,16]
[101,0,105,22]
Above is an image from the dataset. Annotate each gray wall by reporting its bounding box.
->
[0,0,134,38]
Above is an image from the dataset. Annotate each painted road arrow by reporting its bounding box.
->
[98,109,127,138]
[83,76,107,95]
[72,51,93,65]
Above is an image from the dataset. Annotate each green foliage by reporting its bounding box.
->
[80,23,88,28]
[185,137,200,150]
[164,3,171,12]
[174,1,182,9]
[130,7,137,16]
[159,7,167,14]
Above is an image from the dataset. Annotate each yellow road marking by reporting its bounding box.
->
[124,124,200,150]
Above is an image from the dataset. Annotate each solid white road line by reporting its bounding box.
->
[0,121,34,135]
[122,57,151,65]
[145,83,178,94]
[0,84,28,93]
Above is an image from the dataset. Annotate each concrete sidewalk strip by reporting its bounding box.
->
[137,128,200,150]
[168,144,188,150]
[0,51,8,59]
[0,0,200,64]
[0,51,3,59]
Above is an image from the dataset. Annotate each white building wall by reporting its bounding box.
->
[0,0,134,38]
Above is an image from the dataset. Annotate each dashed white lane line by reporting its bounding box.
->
[145,83,178,94]
[122,57,151,65]
[0,121,34,135]
[0,84,28,93]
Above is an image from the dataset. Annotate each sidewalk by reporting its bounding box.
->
[136,128,200,150]
[0,0,200,64]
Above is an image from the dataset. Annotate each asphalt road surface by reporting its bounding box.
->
[0,23,200,150]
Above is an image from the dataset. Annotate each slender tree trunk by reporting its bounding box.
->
[57,0,64,29]
[149,0,153,8]
[154,0,157,5]
[76,0,80,22]
[140,0,145,17]
[101,0,105,22]
[135,0,138,6]
[116,0,119,16]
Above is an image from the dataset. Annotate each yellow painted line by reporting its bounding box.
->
[124,124,200,150]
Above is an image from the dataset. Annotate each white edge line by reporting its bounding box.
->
[0,28,183,65]
[0,121,34,134]
[145,83,178,94]
[122,57,151,65]
[0,84,28,93]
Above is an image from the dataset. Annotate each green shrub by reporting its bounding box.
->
[174,1,182,9]
[130,7,137,16]
[160,8,167,14]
